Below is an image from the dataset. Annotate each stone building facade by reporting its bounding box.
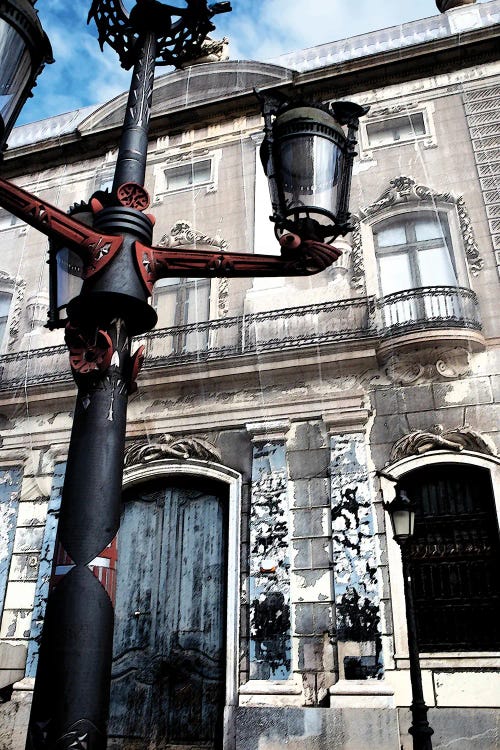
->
[0,1,499,748]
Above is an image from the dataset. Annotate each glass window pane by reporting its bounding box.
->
[375,224,407,248]
[165,160,211,191]
[379,252,413,295]
[366,113,426,147]
[154,282,179,327]
[414,217,443,242]
[418,246,457,286]
[0,291,10,316]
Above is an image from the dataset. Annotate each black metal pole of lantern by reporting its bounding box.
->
[24,3,232,749]
[384,486,434,750]
[0,3,367,747]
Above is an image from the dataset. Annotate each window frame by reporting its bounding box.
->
[152,150,221,204]
[373,210,458,296]
[379,451,500,672]
[357,101,437,162]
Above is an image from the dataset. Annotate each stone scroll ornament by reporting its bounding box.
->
[124,434,222,465]
[390,424,498,462]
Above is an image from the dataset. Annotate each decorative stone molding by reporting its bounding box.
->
[158,219,228,251]
[0,270,26,348]
[218,277,229,318]
[349,217,365,292]
[245,420,290,443]
[25,291,50,333]
[384,346,471,384]
[359,176,483,277]
[462,84,500,279]
[124,435,222,467]
[390,424,497,462]
[179,36,229,67]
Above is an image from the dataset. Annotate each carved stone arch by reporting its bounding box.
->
[358,175,483,276]
[390,424,497,463]
[379,449,500,662]
[121,455,241,741]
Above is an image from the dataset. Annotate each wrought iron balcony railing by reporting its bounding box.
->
[0,296,376,391]
[378,285,481,336]
[0,286,482,392]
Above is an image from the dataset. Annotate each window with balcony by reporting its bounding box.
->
[152,277,211,356]
[374,212,477,331]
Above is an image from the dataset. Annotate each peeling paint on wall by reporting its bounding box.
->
[0,468,23,613]
[330,434,382,679]
[249,442,291,679]
[25,463,65,677]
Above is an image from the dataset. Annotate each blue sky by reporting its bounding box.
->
[19,0,490,125]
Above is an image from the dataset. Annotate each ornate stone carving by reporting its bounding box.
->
[391,424,497,462]
[349,216,365,292]
[360,176,483,276]
[158,220,228,252]
[180,36,229,66]
[124,434,221,466]
[385,347,471,385]
[7,277,26,348]
[217,277,229,318]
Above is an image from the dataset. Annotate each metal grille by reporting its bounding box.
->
[405,464,500,652]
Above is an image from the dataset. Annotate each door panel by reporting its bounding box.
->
[109,481,227,748]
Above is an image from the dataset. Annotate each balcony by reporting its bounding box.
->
[376,285,485,357]
[0,286,485,396]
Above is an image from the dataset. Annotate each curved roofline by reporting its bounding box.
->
[78,60,294,135]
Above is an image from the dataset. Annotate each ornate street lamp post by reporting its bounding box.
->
[0,2,366,747]
[0,0,52,152]
[384,487,434,750]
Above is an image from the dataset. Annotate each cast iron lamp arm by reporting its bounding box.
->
[0,177,123,277]
[135,238,342,293]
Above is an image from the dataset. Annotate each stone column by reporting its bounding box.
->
[242,421,296,698]
[324,396,394,712]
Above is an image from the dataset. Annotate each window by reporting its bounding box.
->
[164,159,212,193]
[375,213,456,294]
[366,113,426,148]
[153,277,210,354]
[0,290,12,346]
[0,208,22,231]
[374,212,462,326]
[401,464,500,651]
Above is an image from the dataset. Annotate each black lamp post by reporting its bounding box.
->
[0,3,367,748]
[0,0,52,152]
[384,488,434,750]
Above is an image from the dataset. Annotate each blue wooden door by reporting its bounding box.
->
[108,480,227,748]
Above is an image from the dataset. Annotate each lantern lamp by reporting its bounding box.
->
[0,0,53,153]
[384,487,416,546]
[260,96,368,244]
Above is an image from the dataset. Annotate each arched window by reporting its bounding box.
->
[374,211,457,297]
[401,463,500,651]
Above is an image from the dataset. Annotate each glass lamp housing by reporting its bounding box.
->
[260,99,367,244]
[273,106,345,240]
[0,0,53,152]
[386,488,416,545]
[47,244,85,329]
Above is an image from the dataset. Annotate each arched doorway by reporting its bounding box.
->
[108,476,229,748]
[400,463,500,651]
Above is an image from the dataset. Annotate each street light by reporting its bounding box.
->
[0,0,52,152]
[0,2,367,748]
[384,487,434,750]
[260,97,368,246]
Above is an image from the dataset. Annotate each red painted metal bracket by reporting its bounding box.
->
[135,237,342,294]
[0,178,123,278]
